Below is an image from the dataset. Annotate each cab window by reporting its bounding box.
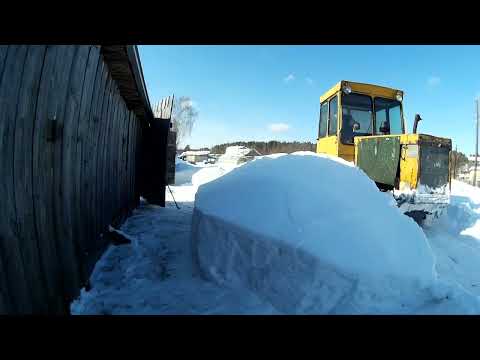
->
[341,93,373,144]
[374,97,403,135]
[318,101,328,138]
[328,96,338,136]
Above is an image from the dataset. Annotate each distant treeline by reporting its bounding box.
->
[210,141,316,155]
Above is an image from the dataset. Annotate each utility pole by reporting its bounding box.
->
[453,145,457,180]
[475,98,479,187]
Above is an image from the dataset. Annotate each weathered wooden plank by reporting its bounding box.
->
[83,52,106,260]
[129,113,137,210]
[134,115,140,207]
[51,45,83,303]
[12,45,49,313]
[114,104,125,223]
[125,113,134,213]
[73,46,100,280]
[59,45,90,296]
[135,116,141,208]
[127,114,136,212]
[118,106,128,220]
[32,45,68,314]
[126,112,135,214]
[92,62,112,251]
[118,98,129,219]
[107,87,121,227]
[0,45,33,314]
[126,112,134,211]
[134,120,143,208]
[114,89,125,223]
[138,121,144,205]
[0,45,15,314]
[99,84,114,232]
[0,253,11,313]
[0,46,8,80]
[117,102,129,222]
[95,69,114,242]
[123,111,130,217]
[133,117,138,207]
[108,84,122,226]
[110,97,122,225]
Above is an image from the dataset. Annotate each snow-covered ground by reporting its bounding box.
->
[424,180,480,299]
[72,154,480,314]
[71,158,279,314]
[71,200,279,314]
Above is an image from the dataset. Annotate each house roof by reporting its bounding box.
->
[100,45,153,122]
[180,150,211,157]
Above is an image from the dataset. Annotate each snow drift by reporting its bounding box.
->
[192,164,239,188]
[192,152,480,314]
[175,157,208,186]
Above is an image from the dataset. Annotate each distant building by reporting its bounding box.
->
[457,165,480,186]
[180,150,210,164]
[468,169,480,187]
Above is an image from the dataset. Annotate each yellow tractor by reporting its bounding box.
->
[316,80,452,225]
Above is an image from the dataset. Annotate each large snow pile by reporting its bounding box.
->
[191,152,286,188]
[72,167,480,314]
[192,152,480,314]
[191,164,239,188]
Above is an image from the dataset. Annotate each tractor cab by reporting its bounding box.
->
[316,80,452,225]
[317,80,406,162]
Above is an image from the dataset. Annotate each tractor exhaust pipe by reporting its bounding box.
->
[413,114,422,134]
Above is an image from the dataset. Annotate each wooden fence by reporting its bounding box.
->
[0,45,148,314]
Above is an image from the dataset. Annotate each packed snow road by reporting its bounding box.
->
[72,158,278,314]
[72,155,480,314]
[71,188,278,314]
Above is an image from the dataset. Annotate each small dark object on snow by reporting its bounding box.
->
[404,210,428,226]
[105,229,132,246]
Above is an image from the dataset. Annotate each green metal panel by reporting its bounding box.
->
[419,145,450,189]
[356,136,401,186]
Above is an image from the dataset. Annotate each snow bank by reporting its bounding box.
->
[191,153,288,188]
[192,152,480,313]
[191,164,239,188]
[175,157,212,186]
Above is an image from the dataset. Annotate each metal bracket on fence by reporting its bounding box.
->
[46,115,57,142]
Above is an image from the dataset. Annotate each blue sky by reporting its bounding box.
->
[139,45,480,154]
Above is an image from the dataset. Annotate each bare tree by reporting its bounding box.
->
[171,96,198,149]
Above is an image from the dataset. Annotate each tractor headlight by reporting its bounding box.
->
[342,84,352,94]
[396,92,403,101]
